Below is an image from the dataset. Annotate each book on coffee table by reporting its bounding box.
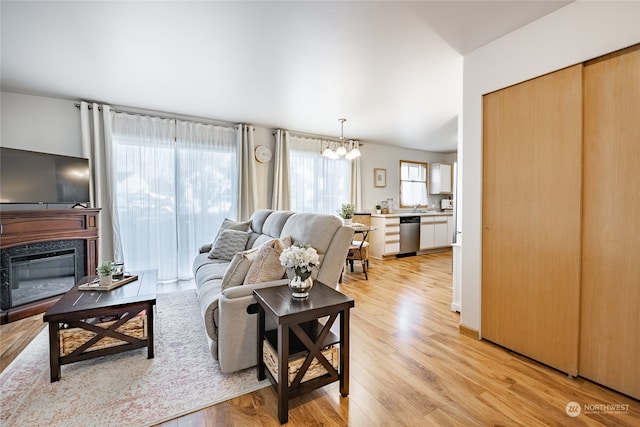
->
[78,275,139,291]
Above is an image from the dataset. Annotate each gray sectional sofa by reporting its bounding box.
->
[192,209,354,373]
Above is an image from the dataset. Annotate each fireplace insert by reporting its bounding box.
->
[1,241,85,311]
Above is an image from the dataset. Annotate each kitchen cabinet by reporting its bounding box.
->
[371,213,453,258]
[429,163,452,194]
[370,216,400,259]
[419,217,435,249]
[419,215,451,250]
[433,216,449,247]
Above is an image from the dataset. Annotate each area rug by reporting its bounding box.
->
[0,290,269,427]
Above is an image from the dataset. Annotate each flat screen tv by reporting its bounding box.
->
[0,147,90,205]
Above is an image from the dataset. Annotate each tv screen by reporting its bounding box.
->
[0,147,90,205]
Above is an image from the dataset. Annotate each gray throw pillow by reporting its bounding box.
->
[214,218,252,242]
[208,229,251,261]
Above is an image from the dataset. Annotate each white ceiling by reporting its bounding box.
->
[1,1,571,153]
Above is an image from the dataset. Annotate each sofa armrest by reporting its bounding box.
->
[217,279,287,373]
[199,243,212,254]
[221,279,288,299]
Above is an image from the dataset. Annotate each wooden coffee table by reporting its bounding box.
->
[43,270,157,382]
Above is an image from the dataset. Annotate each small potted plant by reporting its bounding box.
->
[337,203,356,226]
[375,204,381,214]
[96,261,116,286]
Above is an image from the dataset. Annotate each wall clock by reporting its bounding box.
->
[255,145,272,163]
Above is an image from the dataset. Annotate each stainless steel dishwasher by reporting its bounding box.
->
[399,216,420,256]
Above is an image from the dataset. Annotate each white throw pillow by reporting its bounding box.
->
[221,248,258,290]
[208,229,250,261]
[243,236,292,285]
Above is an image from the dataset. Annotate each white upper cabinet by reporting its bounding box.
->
[429,163,452,194]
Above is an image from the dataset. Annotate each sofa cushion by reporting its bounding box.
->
[246,210,293,249]
[244,236,292,284]
[194,261,229,291]
[261,211,294,238]
[247,210,273,234]
[208,229,250,260]
[221,247,258,290]
[192,252,213,277]
[281,213,341,255]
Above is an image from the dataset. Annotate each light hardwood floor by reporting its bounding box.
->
[2,252,639,426]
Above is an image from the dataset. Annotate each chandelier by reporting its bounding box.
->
[322,118,361,160]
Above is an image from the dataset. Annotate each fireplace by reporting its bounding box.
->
[0,208,100,323]
[1,242,85,311]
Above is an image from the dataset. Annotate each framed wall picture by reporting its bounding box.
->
[374,168,386,187]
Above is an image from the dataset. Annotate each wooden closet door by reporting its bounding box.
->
[580,45,640,399]
[482,65,583,375]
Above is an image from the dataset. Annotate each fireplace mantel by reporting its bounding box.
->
[0,208,100,323]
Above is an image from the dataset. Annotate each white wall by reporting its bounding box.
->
[1,91,453,214]
[460,1,640,333]
[0,91,277,209]
[359,141,451,212]
[1,92,82,156]
[253,126,275,210]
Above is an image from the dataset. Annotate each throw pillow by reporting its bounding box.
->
[208,229,251,260]
[244,236,293,285]
[213,218,252,242]
[221,247,258,290]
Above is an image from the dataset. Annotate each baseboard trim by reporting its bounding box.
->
[459,324,479,339]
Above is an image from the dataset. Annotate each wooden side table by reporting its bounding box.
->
[254,282,354,424]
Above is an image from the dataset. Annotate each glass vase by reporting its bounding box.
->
[288,275,314,299]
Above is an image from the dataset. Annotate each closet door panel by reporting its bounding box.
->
[580,46,640,399]
[482,65,582,375]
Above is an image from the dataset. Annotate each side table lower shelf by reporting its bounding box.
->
[262,324,341,394]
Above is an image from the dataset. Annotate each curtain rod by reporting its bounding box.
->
[274,129,362,144]
[74,102,238,129]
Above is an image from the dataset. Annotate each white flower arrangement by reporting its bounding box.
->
[279,242,319,281]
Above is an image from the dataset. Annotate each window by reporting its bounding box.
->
[400,160,429,208]
[289,136,351,215]
[111,114,238,282]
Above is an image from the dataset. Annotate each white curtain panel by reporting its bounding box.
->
[79,101,121,262]
[110,114,240,282]
[175,120,239,279]
[110,114,239,282]
[237,124,258,220]
[111,113,176,281]
[271,129,291,210]
[288,135,351,215]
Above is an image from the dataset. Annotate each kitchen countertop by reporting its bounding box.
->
[371,211,453,218]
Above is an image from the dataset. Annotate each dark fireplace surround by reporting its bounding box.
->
[0,209,100,324]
